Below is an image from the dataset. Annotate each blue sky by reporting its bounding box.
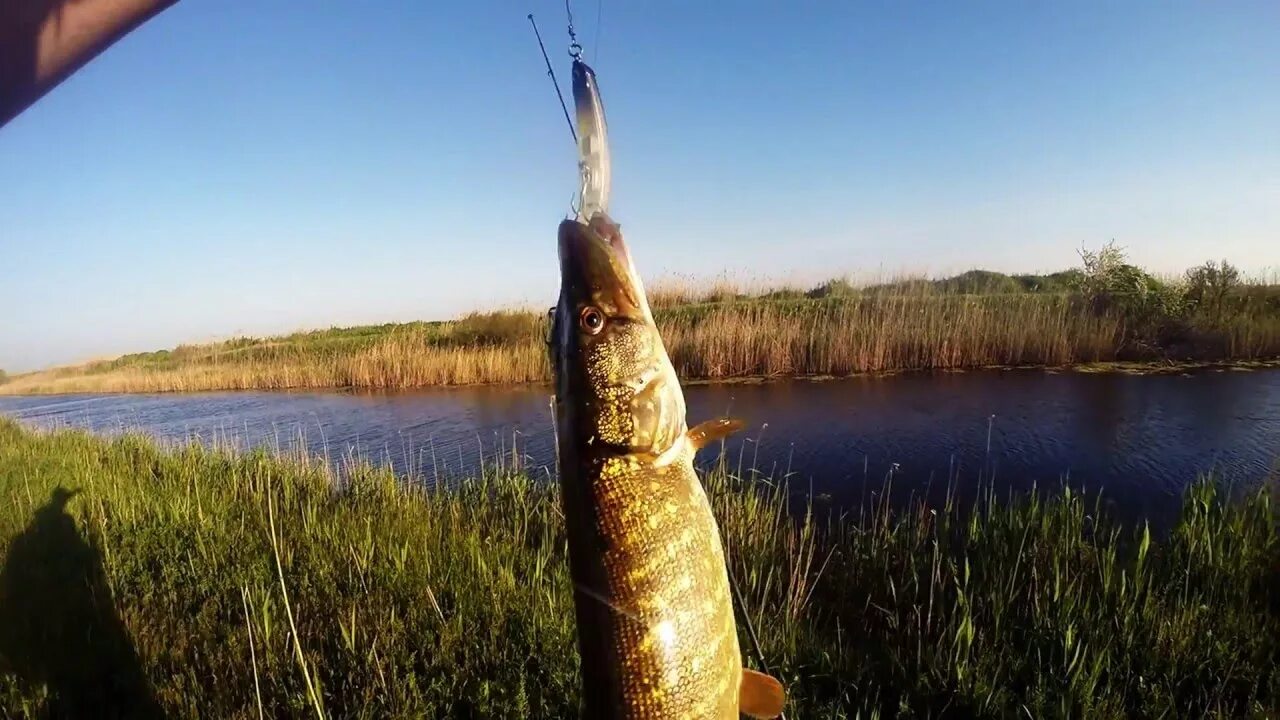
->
[1,1,1277,372]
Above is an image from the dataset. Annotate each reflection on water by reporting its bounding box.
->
[2,368,1277,527]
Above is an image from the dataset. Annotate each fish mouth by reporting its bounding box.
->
[557,213,645,316]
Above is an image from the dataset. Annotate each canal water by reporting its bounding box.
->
[2,367,1277,527]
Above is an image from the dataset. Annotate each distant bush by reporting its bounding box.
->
[1014,270,1083,293]
[0,369,7,385]
[1184,260,1241,322]
[806,278,859,299]
[1073,241,1178,311]
[1072,241,1188,351]
[760,288,806,301]
[936,270,1024,295]
[1232,283,1280,315]
[1074,242,1142,302]
[219,337,261,351]
[861,271,1080,297]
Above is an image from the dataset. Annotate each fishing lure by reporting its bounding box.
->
[571,57,611,222]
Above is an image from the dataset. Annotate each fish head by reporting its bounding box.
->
[551,213,686,457]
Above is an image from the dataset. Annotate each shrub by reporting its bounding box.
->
[1014,270,1083,293]
[806,277,859,299]
[937,270,1024,295]
[1184,260,1241,322]
[1072,241,1188,351]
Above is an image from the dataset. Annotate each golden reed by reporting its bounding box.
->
[4,290,1277,394]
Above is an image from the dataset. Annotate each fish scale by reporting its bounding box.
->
[587,449,741,717]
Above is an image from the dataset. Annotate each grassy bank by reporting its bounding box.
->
[0,419,1276,718]
[4,252,1279,395]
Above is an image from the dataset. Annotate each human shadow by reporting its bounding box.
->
[0,487,164,719]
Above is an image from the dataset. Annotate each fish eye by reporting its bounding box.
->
[580,306,605,334]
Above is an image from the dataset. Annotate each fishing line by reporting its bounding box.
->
[528,13,577,145]
[593,0,602,63]
[730,566,789,720]
[565,0,582,60]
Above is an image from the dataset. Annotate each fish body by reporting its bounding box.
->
[550,215,784,719]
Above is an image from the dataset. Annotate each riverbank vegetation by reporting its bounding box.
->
[4,246,1278,394]
[0,419,1276,717]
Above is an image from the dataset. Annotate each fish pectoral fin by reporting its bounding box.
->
[739,668,786,719]
[686,417,745,449]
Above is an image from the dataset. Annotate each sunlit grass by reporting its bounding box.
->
[1,419,1276,718]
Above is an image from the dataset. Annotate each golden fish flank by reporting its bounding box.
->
[590,450,742,716]
[551,215,786,718]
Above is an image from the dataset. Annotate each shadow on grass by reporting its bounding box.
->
[0,487,164,718]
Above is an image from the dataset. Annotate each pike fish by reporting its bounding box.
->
[548,57,786,720]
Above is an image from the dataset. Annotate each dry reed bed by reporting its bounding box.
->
[662,295,1124,377]
[5,294,1280,394]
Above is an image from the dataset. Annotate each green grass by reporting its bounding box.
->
[1,419,1276,718]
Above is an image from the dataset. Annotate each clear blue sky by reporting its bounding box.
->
[2,1,1277,372]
